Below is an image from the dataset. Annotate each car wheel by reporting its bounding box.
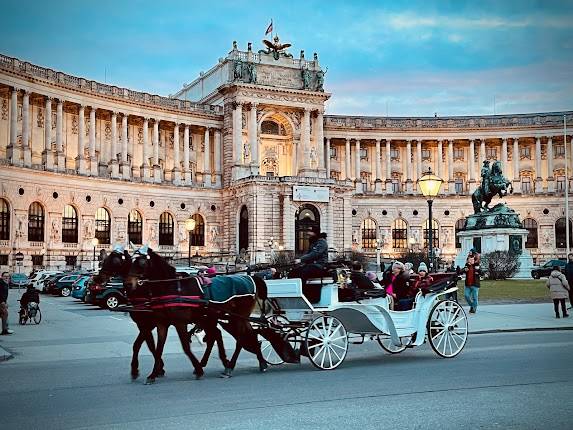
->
[105,294,120,310]
[61,287,71,297]
[532,272,539,279]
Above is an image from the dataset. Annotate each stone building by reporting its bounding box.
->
[0,40,571,273]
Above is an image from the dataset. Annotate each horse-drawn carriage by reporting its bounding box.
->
[258,272,468,370]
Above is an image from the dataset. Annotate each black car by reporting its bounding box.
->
[43,273,69,294]
[531,259,566,279]
[85,277,127,310]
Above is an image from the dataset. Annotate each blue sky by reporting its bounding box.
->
[1,0,572,116]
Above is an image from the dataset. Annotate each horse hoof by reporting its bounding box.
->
[131,371,139,380]
[157,369,165,377]
[259,364,268,373]
[220,368,233,378]
[145,378,156,385]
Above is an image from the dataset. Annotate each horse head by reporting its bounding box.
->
[94,244,131,286]
[126,245,177,293]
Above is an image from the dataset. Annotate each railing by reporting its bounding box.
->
[0,53,223,115]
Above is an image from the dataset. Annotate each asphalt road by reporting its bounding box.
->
[0,294,572,429]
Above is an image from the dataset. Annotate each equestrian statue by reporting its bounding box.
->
[471,160,513,214]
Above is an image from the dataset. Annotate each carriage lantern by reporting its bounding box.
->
[418,168,443,272]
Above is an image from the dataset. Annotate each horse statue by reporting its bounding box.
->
[471,160,513,214]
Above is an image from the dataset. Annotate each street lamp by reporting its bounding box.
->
[91,237,99,271]
[418,168,443,272]
[184,217,196,267]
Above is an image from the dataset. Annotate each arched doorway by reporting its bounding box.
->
[258,114,294,177]
[295,204,320,255]
[238,205,249,252]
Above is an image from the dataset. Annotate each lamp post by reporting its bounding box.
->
[184,217,196,267]
[418,168,443,272]
[91,237,99,271]
[375,238,382,273]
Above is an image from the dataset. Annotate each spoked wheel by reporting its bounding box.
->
[259,315,290,365]
[19,313,27,325]
[33,308,42,324]
[427,300,468,358]
[305,315,348,370]
[377,334,412,354]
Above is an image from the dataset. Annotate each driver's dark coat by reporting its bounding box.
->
[300,237,328,265]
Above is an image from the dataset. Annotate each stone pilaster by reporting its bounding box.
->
[325,138,331,179]
[152,119,161,183]
[447,139,454,194]
[512,138,521,193]
[535,137,542,192]
[406,140,413,193]
[22,90,31,167]
[204,127,211,186]
[89,107,98,176]
[172,123,181,185]
[355,139,362,192]
[375,138,382,193]
[6,87,19,164]
[76,105,88,175]
[345,138,351,180]
[110,111,119,179]
[141,117,151,181]
[385,139,393,194]
[42,96,54,171]
[213,128,222,187]
[55,99,64,172]
[468,139,476,192]
[183,124,191,184]
[248,103,259,175]
[120,114,130,179]
[316,110,325,175]
[547,137,555,192]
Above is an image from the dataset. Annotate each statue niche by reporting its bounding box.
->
[258,115,294,176]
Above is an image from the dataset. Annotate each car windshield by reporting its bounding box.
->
[11,274,27,280]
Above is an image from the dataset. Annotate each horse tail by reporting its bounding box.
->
[252,275,268,301]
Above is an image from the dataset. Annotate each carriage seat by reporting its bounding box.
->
[303,273,337,305]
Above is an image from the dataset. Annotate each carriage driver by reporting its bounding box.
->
[289,226,329,303]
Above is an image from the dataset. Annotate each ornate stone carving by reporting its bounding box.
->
[104,122,111,140]
[507,146,512,161]
[37,108,44,128]
[71,116,78,134]
[137,128,143,144]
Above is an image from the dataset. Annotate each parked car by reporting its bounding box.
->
[43,273,68,294]
[531,259,566,279]
[52,274,86,297]
[71,276,92,301]
[30,271,63,292]
[85,276,126,310]
[9,273,30,289]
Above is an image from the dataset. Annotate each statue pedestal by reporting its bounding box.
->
[454,204,534,279]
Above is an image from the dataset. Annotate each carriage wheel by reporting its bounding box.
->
[427,300,468,358]
[19,313,27,325]
[305,315,348,370]
[377,334,411,354]
[259,315,290,366]
[33,308,42,324]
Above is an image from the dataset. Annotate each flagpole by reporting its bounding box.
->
[565,114,570,255]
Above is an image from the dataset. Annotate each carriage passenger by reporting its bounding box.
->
[414,262,433,296]
[384,261,413,310]
[350,262,376,290]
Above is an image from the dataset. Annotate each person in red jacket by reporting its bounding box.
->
[464,249,481,314]
[414,262,434,297]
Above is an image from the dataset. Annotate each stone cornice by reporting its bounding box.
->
[219,83,330,104]
[0,53,223,119]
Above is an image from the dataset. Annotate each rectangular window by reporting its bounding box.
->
[555,145,565,158]
[266,171,274,177]
[330,171,340,180]
[521,178,532,194]
[453,148,464,160]
[31,255,43,267]
[520,146,531,159]
[390,148,399,160]
[421,149,431,161]
[360,148,368,160]
[486,147,497,159]
[392,180,401,193]
[65,256,77,267]
[556,176,565,191]
[455,179,464,194]
[0,255,8,266]
[330,146,337,159]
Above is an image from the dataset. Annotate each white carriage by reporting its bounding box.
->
[259,274,468,370]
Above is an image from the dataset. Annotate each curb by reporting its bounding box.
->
[0,345,13,362]
[471,327,573,335]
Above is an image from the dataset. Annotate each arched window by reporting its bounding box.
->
[455,219,467,249]
[28,202,44,242]
[423,219,439,249]
[392,219,408,249]
[555,217,573,249]
[159,212,174,246]
[0,198,9,240]
[239,206,249,252]
[361,218,377,250]
[261,120,284,135]
[522,218,538,248]
[128,210,143,245]
[62,205,78,243]
[95,208,111,245]
[190,213,205,247]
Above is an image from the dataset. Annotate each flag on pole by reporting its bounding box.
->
[265,20,273,35]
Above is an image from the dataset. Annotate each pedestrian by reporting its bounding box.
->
[565,253,573,310]
[464,249,481,314]
[546,266,570,318]
[1,271,14,335]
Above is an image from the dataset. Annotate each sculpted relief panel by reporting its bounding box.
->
[256,65,301,89]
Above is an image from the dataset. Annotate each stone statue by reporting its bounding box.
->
[209,225,219,246]
[50,219,59,242]
[471,160,513,213]
[84,218,94,239]
[233,60,243,81]
[301,68,311,90]
[480,160,491,196]
[315,70,325,92]
[246,63,257,84]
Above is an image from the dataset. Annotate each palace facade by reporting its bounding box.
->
[0,41,571,273]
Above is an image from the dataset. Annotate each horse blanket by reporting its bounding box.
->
[202,275,256,303]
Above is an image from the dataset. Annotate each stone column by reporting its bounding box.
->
[110,112,119,178]
[120,114,130,179]
[479,139,486,169]
[249,103,259,175]
[406,140,413,193]
[214,128,222,187]
[513,138,521,193]
[55,99,64,171]
[325,138,331,179]
[375,139,382,193]
[355,139,362,192]
[42,96,54,171]
[385,140,392,194]
[204,127,211,186]
[76,105,88,174]
[172,123,181,185]
[153,120,161,183]
[22,90,31,167]
[234,102,243,165]
[501,137,508,168]
[468,139,476,192]
[6,88,19,165]
[345,138,351,180]
[535,137,542,192]
[141,118,151,181]
[437,139,443,180]
[416,140,422,183]
[316,110,325,173]
[447,140,454,194]
[89,107,97,176]
[183,124,191,184]
[302,108,311,172]
[547,137,555,192]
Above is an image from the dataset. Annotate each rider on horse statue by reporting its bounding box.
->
[471,160,513,214]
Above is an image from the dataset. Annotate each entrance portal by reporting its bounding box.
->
[295,204,320,255]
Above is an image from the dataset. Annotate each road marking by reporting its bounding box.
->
[109,316,124,321]
[469,340,573,353]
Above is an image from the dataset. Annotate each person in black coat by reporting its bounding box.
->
[1,272,13,335]
[565,253,573,309]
